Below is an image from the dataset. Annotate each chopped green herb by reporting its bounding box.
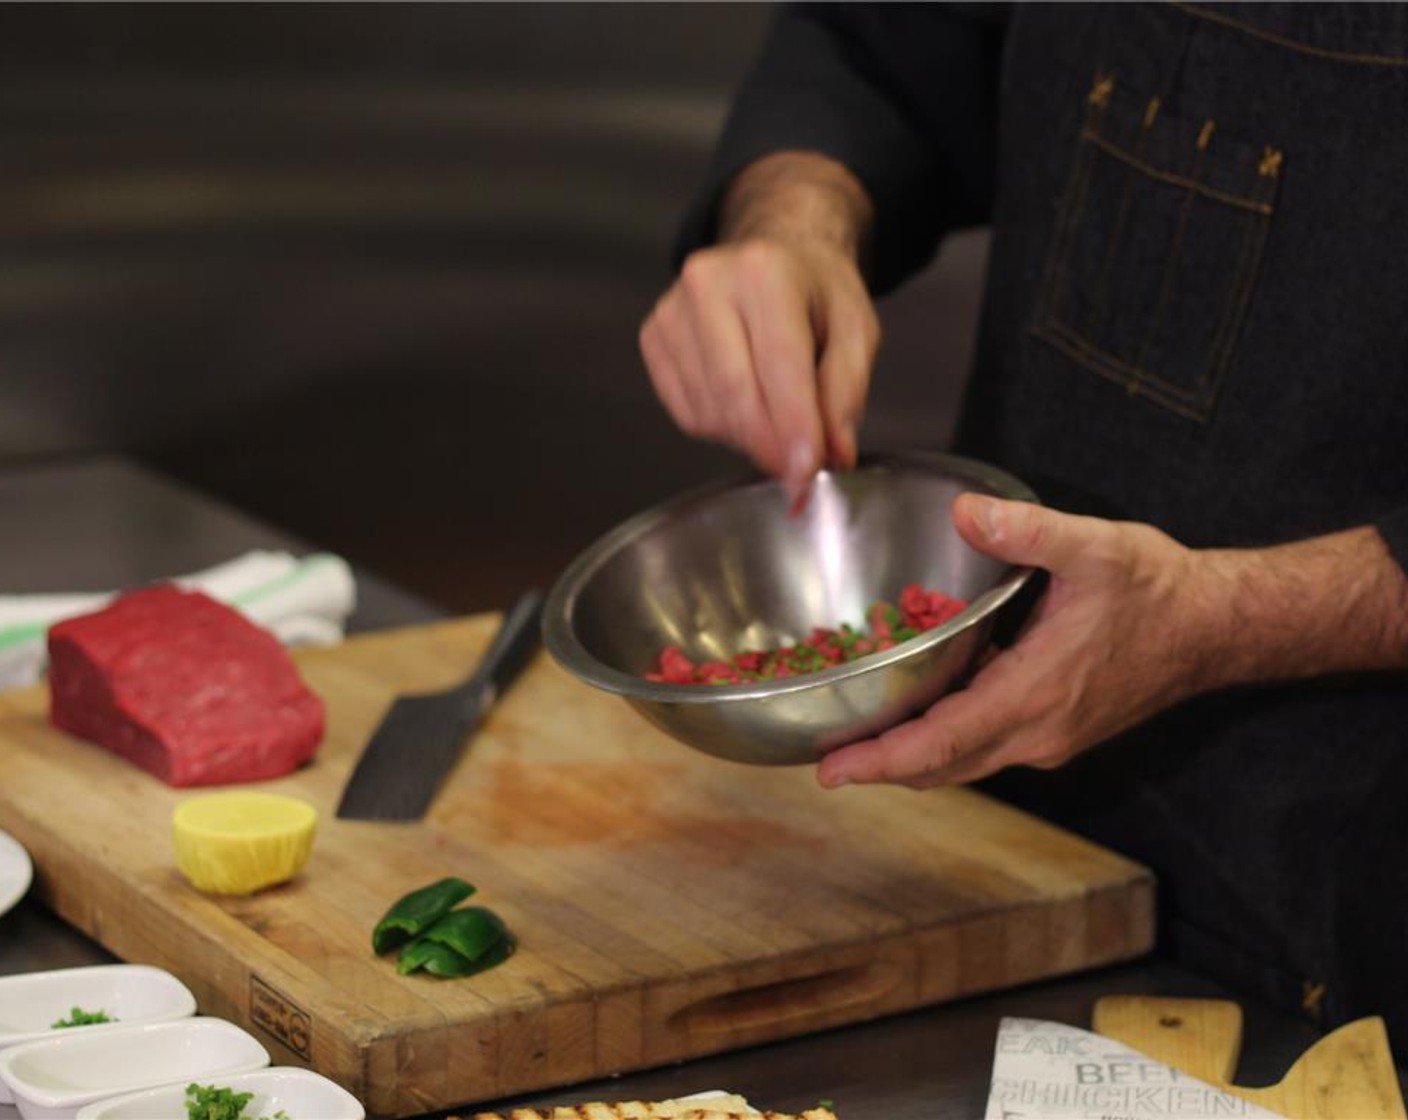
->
[185,1083,254,1120]
[51,1006,113,1028]
[184,1083,290,1120]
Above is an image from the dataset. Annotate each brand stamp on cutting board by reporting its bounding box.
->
[251,973,312,1059]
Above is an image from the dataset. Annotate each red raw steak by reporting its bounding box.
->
[48,585,324,787]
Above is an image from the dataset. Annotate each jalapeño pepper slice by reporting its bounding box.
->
[372,876,475,955]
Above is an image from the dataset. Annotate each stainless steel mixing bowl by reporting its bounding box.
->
[543,451,1039,765]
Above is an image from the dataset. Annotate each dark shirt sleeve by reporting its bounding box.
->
[675,2,1008,294]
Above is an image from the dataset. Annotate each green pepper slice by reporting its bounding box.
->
[398,929,517,978]
[396,938,470,977]
[417,906,508,962]
[455,932,515,977]
[372,876,476,955]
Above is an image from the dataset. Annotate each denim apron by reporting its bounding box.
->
[963,3,1408,1043]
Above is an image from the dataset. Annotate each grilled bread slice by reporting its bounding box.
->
[471,1096,754,1119]
[469,1104,838,1120]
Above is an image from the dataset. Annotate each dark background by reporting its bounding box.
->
[0,3,988,612]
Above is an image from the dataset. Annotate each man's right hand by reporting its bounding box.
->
[638,152,881,505]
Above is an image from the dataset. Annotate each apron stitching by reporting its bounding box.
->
[1080,95,1161,344]
[1172,1,1408,67]
[1033,74,1113,336]
[1040,148,1095,329]
[1042,312,1270,427]
[1030,60,1276,425]
[1192,136,1280,396]
[1047,312,1235,420]
[1037,125,1277,421]
[1200,207,1274,413]
[1047,318,1203,404]
[1198,154,1280,396]
[1195,201,1263,394]
[1131,121,1217,381]
[1081,131,1274,214]
[1038,323,1212,423]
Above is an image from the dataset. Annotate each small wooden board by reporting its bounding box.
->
[0,616,1154,1117]
[1096,996,1407,1117]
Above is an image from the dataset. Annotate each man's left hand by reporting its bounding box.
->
[817,493,1224,789]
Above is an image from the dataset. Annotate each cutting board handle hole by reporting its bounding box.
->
[669,960,901,1034]
[1158,1015,1183,1028]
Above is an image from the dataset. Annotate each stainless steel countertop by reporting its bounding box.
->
[0,455,1347,1118]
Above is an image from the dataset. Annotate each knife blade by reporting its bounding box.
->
[335,590,544,821]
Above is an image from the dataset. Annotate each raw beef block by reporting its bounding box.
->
[48,585,324,787]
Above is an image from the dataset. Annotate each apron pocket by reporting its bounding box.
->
[1031,74,1282,422]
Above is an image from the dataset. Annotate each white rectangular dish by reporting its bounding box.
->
[74,1067,364,1120]
[0,1017,268,1120]
[0,830,31,920]
[0,965,197,1105]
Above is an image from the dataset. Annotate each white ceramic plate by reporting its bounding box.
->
[0,963,200,1103]
[0,831,32,920]
[75,1067,364,1120]
[0,964,197,1049]
[0,1017,269,1120]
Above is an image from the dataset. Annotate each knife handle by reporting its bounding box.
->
[474,590,545,702]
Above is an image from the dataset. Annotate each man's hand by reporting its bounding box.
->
[817,494,1408,790]
[639,152,880,504]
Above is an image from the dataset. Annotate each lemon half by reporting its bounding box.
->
[173,791,318,895]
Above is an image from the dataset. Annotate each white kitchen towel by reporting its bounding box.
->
[0,550,357,691]
[985,1017,1283,1119]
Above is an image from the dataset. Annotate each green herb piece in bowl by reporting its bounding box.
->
[52,1006,114,1028]
[371,876,475,954]
[185,1083,254,1120]
[184,1082,290,1120]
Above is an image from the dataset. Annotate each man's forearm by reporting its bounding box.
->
[1193,525,1408,689]
[719,151,875,268]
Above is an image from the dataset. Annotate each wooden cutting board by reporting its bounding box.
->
[1096,996,1407,1117]
[0,616,1154,1118]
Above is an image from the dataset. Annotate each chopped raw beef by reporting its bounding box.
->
[648,583,969,685]
[48,585,324,787]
